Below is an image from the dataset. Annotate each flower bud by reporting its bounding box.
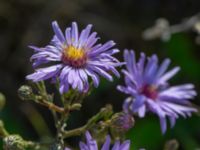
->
[3,135,25,150]
[0,93,6,110]
[164,139,179,150]
[111,112,134,132]
[18,85,33,100]
[50,143,64,150]
[3,134,40,150]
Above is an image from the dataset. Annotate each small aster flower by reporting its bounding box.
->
[79,131,130,150]
[117,49,197,133]
[26,21,122,93]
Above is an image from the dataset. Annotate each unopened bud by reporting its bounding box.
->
[0,93,6,110]
[111,112,134,132]
[3,134,40,150]
[18,85,33,100]
[164,139,179,150]
[3,135,25,150]
[50,143,64,150]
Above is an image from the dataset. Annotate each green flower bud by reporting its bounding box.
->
[3,135,40,150]
[3,135,25,150]
[164,139,179,150]
[18,85,33,100]
[111,112,134,132]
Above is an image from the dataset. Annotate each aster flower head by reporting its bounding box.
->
[26,21,122,93]
[118,49,197,133]
[79,131,130,150]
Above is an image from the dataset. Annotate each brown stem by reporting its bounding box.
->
[37,100,65,113]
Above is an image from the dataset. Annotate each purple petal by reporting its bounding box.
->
[65,27,72,46]
[123,97,133,113]
[155,58,171,81]
[85,32,99,48]
[52,21,65,43]
[119,140,131,150]
[90,66,113,81]
[158,67,180,83]
[132,95,146,111]
[79,142,88,150]
[101,135,111,150]
[138,105,146,118]
[159,116,167,134]
[90,41,115,56]
[112,141,120,150]
[85,131,98,150]
[169,116,176,128]
[85,68,100,87]
[71,22,79,47]
[26,64,62,82]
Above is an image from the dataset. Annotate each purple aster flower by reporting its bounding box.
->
[26,21,122,93]
[117,49,197,133]
[79,131,130,150]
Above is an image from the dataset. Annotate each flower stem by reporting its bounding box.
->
[0,120,9,138]
[36,97,65,113]
[63,104,113,138]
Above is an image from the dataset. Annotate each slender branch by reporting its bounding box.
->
[63,126,86,138]
[36,98,65,113]
[0,120,9,138]
[63,105,113,138]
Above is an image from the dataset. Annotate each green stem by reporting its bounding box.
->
[0,120,9,138]
[56,109,69,148]
[63,105,113,138]
[36,97,65,113]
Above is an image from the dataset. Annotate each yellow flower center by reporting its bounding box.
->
[64,46,85,60]
[62,46,87,68]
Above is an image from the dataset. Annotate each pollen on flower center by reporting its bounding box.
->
[64,46,84,59]
[141,84,158,100]
[62,46,87,67]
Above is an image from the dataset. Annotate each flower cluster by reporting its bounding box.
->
[25,21,198,149]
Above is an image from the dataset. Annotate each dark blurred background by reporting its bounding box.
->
[0,0,200,149]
